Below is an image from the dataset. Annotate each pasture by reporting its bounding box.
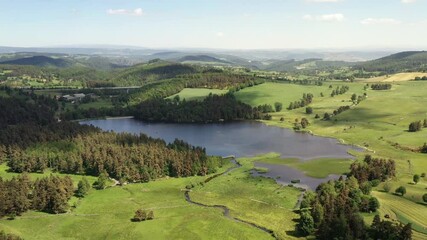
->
[167,88,228,101]
[236,81,427,238]
[0,162,277,240]
[190,155,302,240]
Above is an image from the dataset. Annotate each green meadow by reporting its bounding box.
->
[253,153,353,178]
[0,162,277,240]
[167,88,228,101]
[190,156,303,240]
[235,80,427,238]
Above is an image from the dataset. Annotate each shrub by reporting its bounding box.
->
[395,186,406,196]
[383,182,391,193]
[413,174,420,184]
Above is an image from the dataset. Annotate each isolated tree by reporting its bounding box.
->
[306,107,313,114]
[93,172,109,190]
[323,113,331,120]
[301,118,310,129]
[351,93,357,103]
[76,177,91,198]
[274,102,283,112]
[413,174,420,184]
[422,193,427,203]
[421,143,427,153]
[395,186,406,196]
[280,117,285,122]
[369,197,380,212]
[408,121,422,132]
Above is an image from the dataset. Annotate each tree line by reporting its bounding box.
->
[408,119,427,132]
[6,132,225,182]
[330,85,349,97]
[287,93,314,110]
[134,93,265,123]
[371,84,392,90]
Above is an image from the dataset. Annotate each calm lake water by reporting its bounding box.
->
[80,118,362,189]
[80,118,360,160]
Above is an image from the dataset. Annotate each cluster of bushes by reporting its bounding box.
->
[0,175,74,218]
[0,231,22,240]
[287,93,314,110]
[330,85,349,97]
[414,76,427,81]
[293,118,310,130]
[349,155,396,183]
[408,119,427,132]
[132,209,154,222]
[371,84,392,90]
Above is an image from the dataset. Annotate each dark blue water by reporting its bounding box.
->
[80,118,361,160]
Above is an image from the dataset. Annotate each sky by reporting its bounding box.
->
[0,0,426,50]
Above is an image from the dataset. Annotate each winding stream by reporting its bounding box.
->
[184,159,276,238]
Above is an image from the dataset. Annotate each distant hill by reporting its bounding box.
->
[263,58,352,72]
[0,55,72,68]
[353,51,427,74]
[178,55,231,64]
[110,60,198,86]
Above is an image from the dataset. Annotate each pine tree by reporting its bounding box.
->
[76,177,91,198]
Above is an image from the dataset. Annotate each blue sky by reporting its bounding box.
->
[0,0,426,49]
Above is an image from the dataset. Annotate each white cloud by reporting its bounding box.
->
[303,13,344,22]
[401,0,417,3]
[361,18,401,25]
[306,0,342,2]
[216,32,224,37]
[107,8,143,16]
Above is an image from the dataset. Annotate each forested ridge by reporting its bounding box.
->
[134,93,264,123]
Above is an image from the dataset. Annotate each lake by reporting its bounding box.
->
[80,118,362,189]
[80,118,360,160]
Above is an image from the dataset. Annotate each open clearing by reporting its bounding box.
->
[359,72,427,82]
[254,153,353,178]
[167,88,228,101]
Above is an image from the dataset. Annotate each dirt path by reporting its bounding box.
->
[184,159,277,239]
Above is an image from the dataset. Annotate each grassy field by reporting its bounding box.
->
[360,72,427,82]
[0,162,279,240]
[167,88,228,101]
[373,191,427,236]
[190,155,303,240]
[236,81,427,239]
[235,82,328,107]
[253,153,353,178]
[0,163,98,187]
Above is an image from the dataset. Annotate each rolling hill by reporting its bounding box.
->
[0,55,72,68]
[353,51,427,74]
